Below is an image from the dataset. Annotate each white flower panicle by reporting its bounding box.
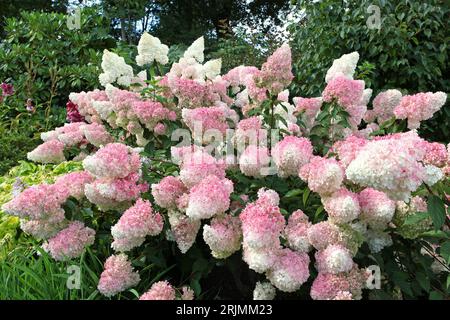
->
[136,32,169,66]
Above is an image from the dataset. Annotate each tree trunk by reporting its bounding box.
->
[120,18,127,42]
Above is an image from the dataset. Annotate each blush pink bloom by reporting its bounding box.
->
[2,183,69,221]
[27,140,66,164]
[203,214,242,259]
[423,142,448,167]
[310,267,366,300]
[240,198,285,250]
[179,150,226,188]
[358,188,395,230]
[84,173,148,211]
[168,210,201,254]
[299,156,344,196]
[81,122,114,147]
[44,221,95,261]
[151,176,187,209]
[83,143,141,179]
[293,96,323,129]
[284,210,311,253]
[20,215,67,240]
[140,281,176,300]
[252,44,294,97]
[239,146,271,178]
[182,106,229,140]
[393,92,447,129]
[315,244,353,274]
[98,254,140,297]
[331,135,367,168]
[181,286,195,300]
[266,248,310,292]
[346,133,427,201]
[223,65,259,89]
[55,171,94,200]
[364,89,402,123]
[322,188,360,224]
[322,76,365,109]
[186,175,233,220]
[169,77,217,109]
[234,116,266,147]
[111,199,163,252]
[131,100,174,128]
[307,221,340,251]
[242,243,281,273]
[154,123,166,135]
[256,188,280,207]
[272,136,313,177]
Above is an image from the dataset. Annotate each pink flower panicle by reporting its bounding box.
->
[44,221,95,261]
[111,199,163,252]
[186,175,233,220]
[27,140,66,164]
[322,76,365,109]
[393,92,447,129]
[98,254,140,297]
[299,156,344,196]
[55,171,94,200]
[272,136,313,177]
[203,214,242,259]
[151,176,187,209]
[140,281,176,300]
[322,188,360,224]
[83,143,141,179]
[284,210,311,253]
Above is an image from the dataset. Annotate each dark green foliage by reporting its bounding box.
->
[0,9,115,109]
[289,0,450,142]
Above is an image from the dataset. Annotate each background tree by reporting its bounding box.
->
[289,0,450,142]
[0,0,69,37]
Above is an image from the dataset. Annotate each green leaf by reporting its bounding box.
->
[429,291,444,300]
[415,272,430,292]
[128,289,140,299]
[427,195,446,230]
[403,212,429,225]
[447,274,450,290]
[440,241,450,264]
[284,189,303,198]
[303,188,311,206]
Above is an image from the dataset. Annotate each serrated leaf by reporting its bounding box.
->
[427,195,446,230]
[284,189,303,198]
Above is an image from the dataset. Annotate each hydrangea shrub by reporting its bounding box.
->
[2,32,449,300]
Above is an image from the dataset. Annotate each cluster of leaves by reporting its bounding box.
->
[289,0,449,142]
[0,9,116,174]
[0,9,115,115]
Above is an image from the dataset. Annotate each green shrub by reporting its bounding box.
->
[289,0,449,142]
[0,9,115,115]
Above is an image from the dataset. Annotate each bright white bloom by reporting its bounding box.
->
[253,282,276,300]
[366,230,393,253]
[136,32,169,66]
[315,244,354,274]
[99,50,134,87]
[183,36,204,63]
[202,59,222,80]
[325,52,360,83]
[423,165,444,186]
[92,101,114,120]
